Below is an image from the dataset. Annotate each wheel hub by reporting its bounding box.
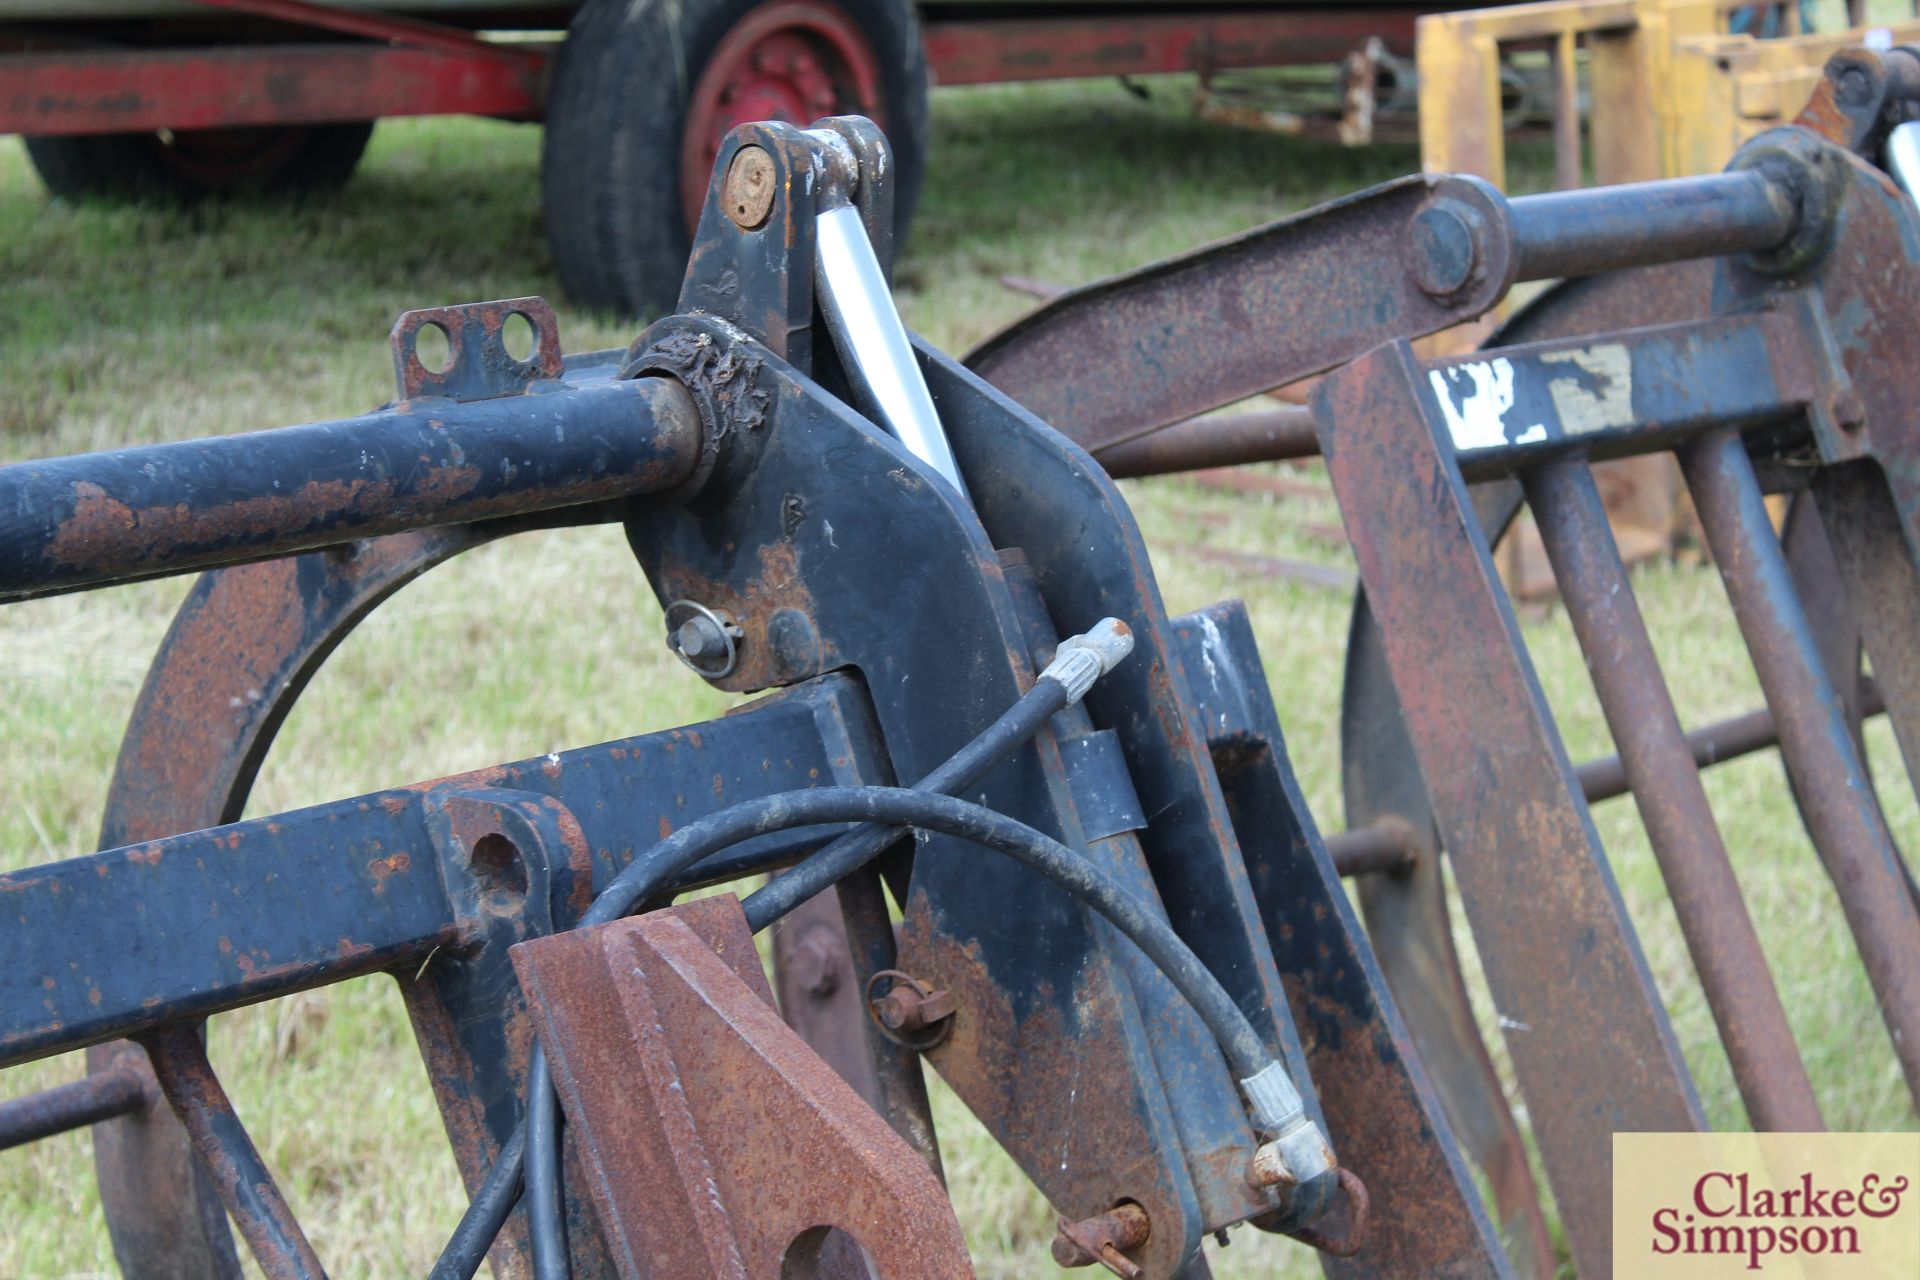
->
[681,1,884,227]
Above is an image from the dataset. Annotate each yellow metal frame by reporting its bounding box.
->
[1415,1,1920,597]
[1418,0,1920,190]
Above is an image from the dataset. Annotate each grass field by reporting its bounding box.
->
[2,73,1917,1279]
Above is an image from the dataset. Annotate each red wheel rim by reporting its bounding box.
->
[680,0,885,229]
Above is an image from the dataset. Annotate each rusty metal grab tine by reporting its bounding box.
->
[1524,454,1823,1131]
[1680,428,1920,1105]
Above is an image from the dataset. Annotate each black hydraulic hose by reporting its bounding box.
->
[757,789,1273,1077]
[580,787,1271,1077]
[461,786,1277,1278]
[429,674,1080,1280]
[428,1123,526,1280]
[739,677,1070,929]
[526,1050,568,1280]
[440,783,1288,1278]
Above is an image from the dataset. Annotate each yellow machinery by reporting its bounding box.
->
[1420,0,1920,189]
[1417,0,1920,593]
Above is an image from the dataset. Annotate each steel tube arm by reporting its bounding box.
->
[0,375,702,601]
[1511,170,1797,282]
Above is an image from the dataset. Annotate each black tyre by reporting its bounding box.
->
[542,0,929,318]
[25,122,374,201]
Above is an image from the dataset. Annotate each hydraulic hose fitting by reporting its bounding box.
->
[1039,618,1135,704]
[1241,1060,1335,1190]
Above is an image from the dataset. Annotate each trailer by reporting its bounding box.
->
[0,0,1447,315]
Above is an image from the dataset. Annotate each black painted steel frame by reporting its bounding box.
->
[0,115,1465,1280]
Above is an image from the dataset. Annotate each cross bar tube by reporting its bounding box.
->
[0,374,702,601]
[1323,681,1889,876]
[0,1061,150,1151]
[1509,170,1799,283]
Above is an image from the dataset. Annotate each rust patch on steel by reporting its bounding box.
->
[513,896,974,1278]
[901,905,1199,1279]
[48,476,425,578]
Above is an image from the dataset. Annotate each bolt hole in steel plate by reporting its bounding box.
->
[680,0,885,229]
[413,319,454,375]
[469,832,528,899]
[780,1224,877,1277]
[388,298,565,401]
[501,310,538,364]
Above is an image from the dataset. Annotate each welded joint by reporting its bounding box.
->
[1038,618,1136,704]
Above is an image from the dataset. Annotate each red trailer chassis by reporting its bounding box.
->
[0,2,1429,137]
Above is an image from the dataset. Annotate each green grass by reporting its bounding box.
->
[2,75,1916,1278]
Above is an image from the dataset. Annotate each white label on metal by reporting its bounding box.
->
[1430,359,1540,451]
[1540,343,1634,435]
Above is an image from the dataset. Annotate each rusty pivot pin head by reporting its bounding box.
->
[723,145,776,230]
[1407,197,1486,299]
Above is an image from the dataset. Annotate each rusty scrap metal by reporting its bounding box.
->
[512,896,975,1280]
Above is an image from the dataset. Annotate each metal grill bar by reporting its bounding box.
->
[142,1027,326,1280]
[1524,454,1822,1130]
[1680,428,1920,1104]
[1573,682,1885,805]
[0,1062,149,1151]
[1316,341,1703,1276]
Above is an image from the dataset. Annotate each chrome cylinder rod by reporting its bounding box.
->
[1888,120,1920,209]
[814,202,971,502]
